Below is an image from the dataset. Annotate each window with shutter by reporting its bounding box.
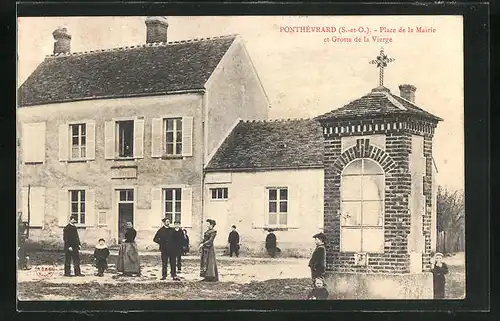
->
[181,187,193,227]
[104,121,115,160]
[86,120,96,160]
[58,189,69,227]
[22,122,46,163]
[150,188,162,227]
[252,186,265,228]
[134,118,144,158]
[58,124,69,161]
[151,118,163,157]
[21,187,45,227]
[182,116,193,157]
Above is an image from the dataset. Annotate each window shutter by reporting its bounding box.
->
[58,189,69,227]
[30,187,46,227]
[58,124,68,161]
[86,120,96,160]
[85,189,96,227]
[182,116,193,157]
[23,122,46,163]
[252,186,266,228]
[288,186,300,228]
[134,118,145,159]
[181,187,193,228]
[21,187,28,221]
[151,118,163,158]
[150,187,162,227]
[104,121,115,160]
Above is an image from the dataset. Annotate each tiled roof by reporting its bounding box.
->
[205,119,324,171]
[316,86,442,121]
[18,35,237,107]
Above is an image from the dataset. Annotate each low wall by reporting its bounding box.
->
[325,272,433,299]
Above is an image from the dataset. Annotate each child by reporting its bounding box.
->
[93,238,110,277]
[308,232,326,284]
[307,277,329,300]
[431,252,449,299]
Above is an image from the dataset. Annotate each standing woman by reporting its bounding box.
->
[117,222,141,277]
[431,252,449,299]
[181,229,190,255]
[199,219,219,282]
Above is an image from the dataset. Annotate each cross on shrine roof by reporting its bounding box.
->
[369,48,395,87]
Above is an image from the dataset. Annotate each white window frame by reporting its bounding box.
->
[163,187,182,224]
[266,187,288,228]
[164,117,183,156]
[69,189,86,226]
[69,122,87,160]
[340,158,385,253]
[210,187,228,201]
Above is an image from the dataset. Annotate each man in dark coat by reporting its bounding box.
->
[227,225,240,257]
[172,221,185,273]
[63,216,83,276]
[265,229,278,258]
[153,218,180,281]
[308,232,326,284]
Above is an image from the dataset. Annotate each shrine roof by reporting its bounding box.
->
[315,86,442,122]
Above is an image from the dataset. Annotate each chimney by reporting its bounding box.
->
[52,27,71,54]
[398,84,417,103]
[145,16,169,43]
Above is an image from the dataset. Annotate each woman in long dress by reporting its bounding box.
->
[116,222,141,276]
[199,219,219,281]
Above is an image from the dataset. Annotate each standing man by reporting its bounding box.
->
[153,218,180,281]
[63,216,83,277]
[172,221,185,273]
[227,225,240,258]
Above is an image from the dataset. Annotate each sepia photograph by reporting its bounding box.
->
[16,15,465,301]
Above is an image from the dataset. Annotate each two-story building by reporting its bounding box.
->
[17,17,269,250]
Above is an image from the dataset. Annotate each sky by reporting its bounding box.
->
[17,16,464,191]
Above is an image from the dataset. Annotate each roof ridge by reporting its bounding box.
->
[45,33,239,58]
[383,92,407,111]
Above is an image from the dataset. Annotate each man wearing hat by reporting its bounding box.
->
[308,232,327,284]
[153,218,180,281]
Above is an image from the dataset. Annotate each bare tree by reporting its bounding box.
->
[436,186,465,254]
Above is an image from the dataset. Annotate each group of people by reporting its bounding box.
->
[62,217,448,299]
[62,216,217,282]
[304,232,449,300]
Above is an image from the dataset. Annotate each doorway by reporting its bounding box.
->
[206,187,229,247]
[117,189,134,244]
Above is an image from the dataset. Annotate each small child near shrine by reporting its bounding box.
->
[307,277,329,300]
